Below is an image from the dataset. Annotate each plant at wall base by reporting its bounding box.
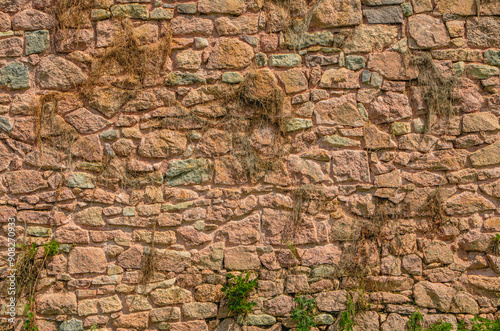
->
[470,316,500,330]
[291,295,317,331]
[222,272,258,316]
[491,233,500,256]
[407,310,424,331]
[338,294,356,331]
[426,322,453,331]
[23,299,38,331]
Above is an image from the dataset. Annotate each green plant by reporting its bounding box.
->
[89,323,98,331]
[407,310,424,331]
[23,299,38,331]
[221,272,258,316]
[338,294,356,331]
[491,233,500,256]
[426,322,453,331]
[470,316,500,331]
[291,295,317,331]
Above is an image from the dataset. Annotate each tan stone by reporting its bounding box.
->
[206,38,254,69]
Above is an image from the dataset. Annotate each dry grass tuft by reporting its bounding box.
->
[420,190,446,237]
[52,0,94,32]
[140,226,158,284]
[83,19,171,94]
[411,53,459,130]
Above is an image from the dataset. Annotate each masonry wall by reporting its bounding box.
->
[0,0,500,330]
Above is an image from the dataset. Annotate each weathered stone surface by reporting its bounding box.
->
[436,0,476,15]
[369,92,412,124]
[12,9,55,30]
[26,30,49,55]
[36,55,87,90]
[182,302,218,319]
[316,291,348,312]
[198,0,245,15]
[315,94,364,126]
[319,68,360,89]
[409,14,450,49]
[171,16,214,36]
[470,140,500,167]
[138,130,187,158]
[110,4,148,19]
[331,150,370,182]
[343,24,398,54]
[0,62,29,90]
[364,125,396,150]
[395,150,468,171]
[165,158,211,186]
[368,51,415,80]
[463,112,500,132]
[215,14,259,36]
[269,54,302,67]
[444,192,495,215]
[36,293,77,315]
[414,281,456,311]
[5,170,47,194]
[151,286,193,306]
[74,207,104,227]
[65,108,109,134]
[363,6,403,24]
[0,37,23,57]
[68,247,107,274]
[224,246,261,270]
[207,38,254,69]
[278,69,308,94]
[467,17,500,48]
[312,0,362,28]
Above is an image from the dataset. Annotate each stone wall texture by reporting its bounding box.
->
[0,0,500,330]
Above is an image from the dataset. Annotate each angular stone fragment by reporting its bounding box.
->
[409,14,450,49]
[4,170,47,194]
[463,112,500,132]
[215,14,259,36]
[467,17,500,48]
[165,158,211,186]
[436,0,476,15]
[316,291,348,312]
[0,62,29,90]
[369,92,412,124]
[312,0,362,28]
[36,55,87,90]
[68,247,107,274]
[414,281,456,311]
[0,37,23,57]
[331,150,370,182]
[470,141,500,167]
[315,94,364,126]
[443,192,495,215]
[12,9,55,30]
[343,24,398,54]
[110,4,148,19]
[224,246,261,270]
[368,51,416,80]
[278,69,308,94]
[65,108,109,134]
[269,54,302,67]
[363,6,403,24]
[36,293,77,315]
[364,125,396,150]
[198,0,245,15]
[171,16,214,36]
[319,68,360,89]
[138,130,187,158]
[206,38,254,69]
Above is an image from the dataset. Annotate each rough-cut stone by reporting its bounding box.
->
[198,0,245,15]
[0,62,29,90]
[364,125,397,150]
[12,9,55,30]
[36,55,87,90]
[316,291,348,312]
[138,130,187,158]
[463,112,500,132]
[368,51,415,80]
[312,0,362,28]
[224,246,261,270]
[68,247,107,274]
[315,94,364,126]
[215,14,259,36]
[269,54,302,67]
[5,170,47,194]
[182,302,217,319]
[343,24,398,54]
[467,17,500,48]
[364,6,403,24]
[331,150,370,182]
[110,4,148,19]
[26,30,49,55]
[414,281,456,311]
[0,37,23,57]
[409,14,450,49]
[470,141,500,167]
[36,293,77,315]
[65,108,109,134]
[171,16,214,36]
[165,158,211,186]
[319,68,360,89]
[207,38,254,69]
[423,241,454,264]
[151,286,193,306]
[278,69,308,94]
[443,192,495,215]
[369,92,412,124]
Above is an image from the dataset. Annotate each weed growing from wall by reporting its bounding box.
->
[221,272,258,318]
[291,295,317,331]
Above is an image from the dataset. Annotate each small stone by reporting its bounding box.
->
[75,207,104,227]
[323,135,360,147]
[150,8,174,20]
[315,94,364,126]
[370,72,383,88]
[176,50,202,70]
[12,9,55,30]
[165,72,206,86]
[58,318,83,331]
[238,314,276,326]
[345,55,365,71]
[278,69,308,93]
[413,118,425,133]
[269,54,302,67]
[165,158,211,186]
[67,172,95,189]
[206,38,254,69]
[221,72,244,84]
[0,62,29,90]
[485,50,500,66]
[110,4,148,19]
[401,2,413,16]
[312,0,362,28]
[320,68,360,89]
[391,122,410,135]
[470,140,500,167]
[0,116,12,133]
[408,14,450,49]
[198,0,245,15]
[178,3,198,14]
[284,31,334,50]
[68,247,107,274]
[91,9,111,20]
[194,37,208,49]
[285,118,313,132]
[255,53,268,66]
[363,6,404,24]
[26,30,49,55]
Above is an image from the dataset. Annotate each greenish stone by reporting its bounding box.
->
[345,55,365,71]
[237,314,276,326]
[110,4,148,19]
[67,172,95,189]
[123,207,135,217]
[242,35,259,47]
[392,38,408,54]
[28,226,52,237]
[0,31,14,38]
[357,103,368,121]
[401,2,413,16]
[285,118,313,132]
[26,30,49,55]
[485,50,500,66]
[59,244,72,253]
[453,61,465,76]
[194,37,208,49]
[162,201,194,212]
[370,72,383,88]
[77,162,105,173]
[58,318,83,331]
[391,122,411,135]
[324,135,360,147]
[187,131,202,140]
[164,158,210,186]
[150,8,174,20]
[255,53,268,67]
[91,9,111,20]
[320,47,342,53]
[0,116,12,133]
[222,72,244,84]
[165,72,206,86]
[311,265,336,278]
[285,31,334,50]
[315,314,335,325]
[0,62,30,90]
[361,69,372,83]
[178,3,197,14]
[269,54,302,67]
[99,129,118,140]
[467,64,499,79]
[413,118,425,133]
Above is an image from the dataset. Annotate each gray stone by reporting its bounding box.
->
[284,31,334,50]
[237,314,276,326]
[0,62,29,90]
[221,72,244,84]
[110,4,149,19]
[165,72,206,86]
[178,3,198,14]
[269,54,302,67]
[467,64,500,79]
[285,118,313,132]
[363,6,403,24]
[401,2,414,16]
[150,8,174,20]
[67,172,95,189]
[165,158,211,186]
[255,53,268,67]
[346,55,366,71]
[0,116,12,133]
[26,30,49,55]
[58,319,83,331]
[485,49,500,66]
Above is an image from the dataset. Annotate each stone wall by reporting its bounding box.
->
[0,0,500,330]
